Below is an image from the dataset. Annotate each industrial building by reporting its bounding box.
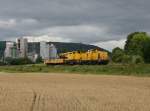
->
[4,41,18,58]
[4,38,28,59]
[3,38,39,62]
[16,38,28,58]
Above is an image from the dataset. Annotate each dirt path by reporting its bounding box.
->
[0,73,150,111]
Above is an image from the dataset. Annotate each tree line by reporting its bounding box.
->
[0,56,43,66]
[112,32,150,64]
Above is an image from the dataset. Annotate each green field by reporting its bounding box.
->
[0,64,150,76]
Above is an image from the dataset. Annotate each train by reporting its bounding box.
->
[44,49,109,65]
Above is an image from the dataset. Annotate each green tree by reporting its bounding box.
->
[143,39,150,63]
[124,32,150,63]
[112,47,125,63]
[124,32,146,51]
[121,54,132,64]
[131,55,144,64]
[124,32,149,57]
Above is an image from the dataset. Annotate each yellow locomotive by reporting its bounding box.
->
[44,49,109,65]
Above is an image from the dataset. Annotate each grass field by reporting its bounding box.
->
[0,73,150,111]
[0,64,150,76]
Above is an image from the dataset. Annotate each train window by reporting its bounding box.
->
[98,53,101,58]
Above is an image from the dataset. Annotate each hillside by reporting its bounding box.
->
[28,42,108,54]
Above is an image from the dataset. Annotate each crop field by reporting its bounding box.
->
[0,73,150,111]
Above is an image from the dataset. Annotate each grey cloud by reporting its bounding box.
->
[0,0,150,44]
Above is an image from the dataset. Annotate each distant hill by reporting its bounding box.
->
[28,42,108,54]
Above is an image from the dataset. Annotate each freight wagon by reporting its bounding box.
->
[44,49,109,65]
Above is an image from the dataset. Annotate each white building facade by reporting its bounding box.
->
[4,42,15,58]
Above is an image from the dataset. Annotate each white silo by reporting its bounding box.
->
[40,41,50,60]
[49,44,58,59]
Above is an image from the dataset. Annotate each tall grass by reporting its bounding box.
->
[0,64,150,76]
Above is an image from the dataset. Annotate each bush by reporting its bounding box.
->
[5,57,33,65]
[121,55,144,64]
[112,47,125,63]
[0,61,5,66]
[131,55,144,64]
[121,55,132,64]
[35,56,43,63]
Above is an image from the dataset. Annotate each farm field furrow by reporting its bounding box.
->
[0,73,150,111]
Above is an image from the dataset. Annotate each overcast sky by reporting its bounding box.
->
[0,0,149,51]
